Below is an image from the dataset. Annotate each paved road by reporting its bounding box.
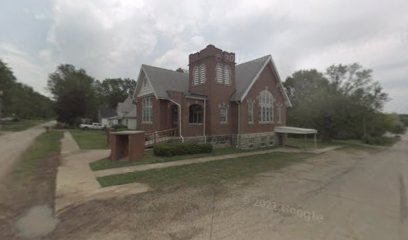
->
[0,121,55,180]
[203,134,408,240]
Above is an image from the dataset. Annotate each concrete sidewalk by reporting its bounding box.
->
[94,146,343,178]
[55,132,150,214]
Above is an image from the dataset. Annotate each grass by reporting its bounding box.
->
[90,146,276,171]
[97,152,312,188]
[0,119,46,131]
[70,129,109,149]
[285,137,337,149]
[12,130,63,181]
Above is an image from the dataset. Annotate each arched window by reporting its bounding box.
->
[193,66,199,85]
[189,104,203,124]
[259,90,274,123]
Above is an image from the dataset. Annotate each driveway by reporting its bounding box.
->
[0,121,55,180]
[48,134,408,240]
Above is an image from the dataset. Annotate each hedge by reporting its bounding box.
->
[153,143,213,157]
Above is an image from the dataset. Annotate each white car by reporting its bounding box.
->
[79,122,105,130]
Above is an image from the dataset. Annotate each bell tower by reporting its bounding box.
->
[188,44,236,96]
[188,44,236,136]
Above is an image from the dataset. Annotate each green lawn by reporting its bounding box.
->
[0,119,46,131]
[12,131,63,181]
[90,146,276,171]
[70,129,109,149]
[286,137,338,149]
[97,152,312,188]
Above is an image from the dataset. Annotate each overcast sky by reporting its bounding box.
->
[1,0,407,113]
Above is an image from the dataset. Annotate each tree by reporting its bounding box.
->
[95,78,137,109]
[284,63,390,140]
[0,59,54,119]
[48,64,97,126]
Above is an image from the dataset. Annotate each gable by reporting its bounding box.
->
[137,72,155,97]
[243,63,284,104]
[236,57,292,107]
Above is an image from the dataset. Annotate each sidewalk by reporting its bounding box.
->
[54,132,150,214]
[94,146,343,178]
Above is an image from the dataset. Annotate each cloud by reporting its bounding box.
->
[0,43,49,95]
[0,0,407,112]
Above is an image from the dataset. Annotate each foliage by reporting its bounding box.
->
[153,143,213,157]
[95,78,136,109]
[382,113,405,134]
[284,63,390,141]
[362,136,398,146]
[111,124,128,130]
[399,114,408,127]
[47,64,98,126]
[0,59,54,119]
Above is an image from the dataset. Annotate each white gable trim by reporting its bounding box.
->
[239,55,292,107]
[133,67,158,100]
[240,55,271,103]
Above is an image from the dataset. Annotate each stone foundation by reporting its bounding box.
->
[237,132,277,149]
[181,132,277,149]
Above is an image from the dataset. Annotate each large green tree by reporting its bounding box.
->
[284,63,390,140]
[47,64,98,125]
[0,59,54,119]
[95,78,136,108]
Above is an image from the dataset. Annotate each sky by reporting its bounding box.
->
[0,0,407,113]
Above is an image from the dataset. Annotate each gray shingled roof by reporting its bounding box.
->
[142,64,189,99]
[231,55,271,101]
[139,55,290,106]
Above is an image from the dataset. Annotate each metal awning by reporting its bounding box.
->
[275,126,317,134]
[275,126,318,149]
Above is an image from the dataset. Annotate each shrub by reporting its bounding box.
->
[153,143,213,157]
[111,124,128,130]
[363,136,397,146]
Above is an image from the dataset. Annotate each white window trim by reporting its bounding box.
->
[216,63,231,85]
[142,97,153,124]
[193,66,199,85]
[219,103,229,124]
[259,89,274,123]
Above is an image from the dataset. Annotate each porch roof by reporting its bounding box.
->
[275,126,317,134]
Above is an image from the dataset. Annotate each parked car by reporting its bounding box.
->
[79,122,105,130]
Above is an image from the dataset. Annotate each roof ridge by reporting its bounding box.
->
[236,55,271,66]
[142,64,188,74]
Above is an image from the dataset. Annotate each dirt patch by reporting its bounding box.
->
[0,152,60,240]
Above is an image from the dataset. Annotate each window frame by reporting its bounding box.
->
[259,90,274,123]
[219,104,228,124]
[189,104,204,124]
[142,96,153,124]
[247,100,254,124]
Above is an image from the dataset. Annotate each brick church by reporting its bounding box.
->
[132,44,292,148]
